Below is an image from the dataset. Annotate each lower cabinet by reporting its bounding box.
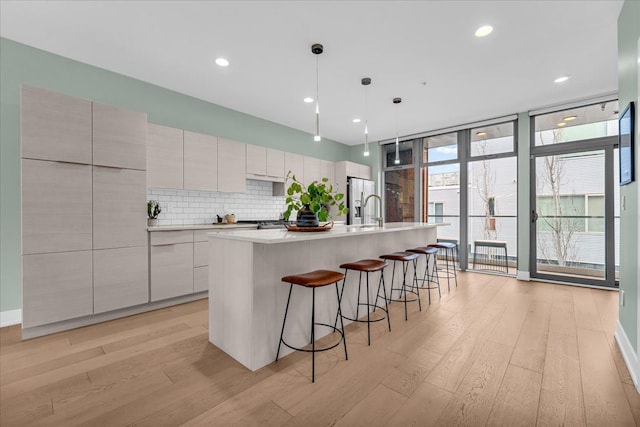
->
[94,246,149,313]
[22,251,93,328]
[150,231,194,302]
[193,266,209,293]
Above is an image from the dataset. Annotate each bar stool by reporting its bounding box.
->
[276,269,347,383]
[406,247,441,304]
[336,259,390,346]
[427,242,458,291]
[379,252,421,321]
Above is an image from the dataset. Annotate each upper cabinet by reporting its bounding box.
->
[218,138,246,193]
[246,144,267,177]
[184,131,218,192]
[320,160,335,186]
[147,123,184,189]
[285,152,304,183]
[247,145,285,182]
[266,149,285,180]
[303,156,321,186]
[21,85,92,164]
[334,161,373,193]
[92,103,147,170]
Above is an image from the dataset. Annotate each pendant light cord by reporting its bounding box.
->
[315,54,320,139]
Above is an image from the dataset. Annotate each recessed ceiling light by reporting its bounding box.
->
[476,131,487,136]
[475,25,493,38]
[554,75,570,83]
[557,122,566,127]
[352,118,361,123]
[215,57,229,67]
[563,115,577,121]
[303,97,314,103]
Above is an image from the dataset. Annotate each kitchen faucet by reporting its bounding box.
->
[363,194,384,227]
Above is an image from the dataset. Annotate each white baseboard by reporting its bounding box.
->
[0,309,22,327]
[516,270,530,281]
[615,320,639,392]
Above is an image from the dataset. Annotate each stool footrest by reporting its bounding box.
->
[385,287,421,303]
[279,322,345,354]
[340,302,388,324]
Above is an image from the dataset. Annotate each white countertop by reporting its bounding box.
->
[207,222,447,244]
[148,223,258,232]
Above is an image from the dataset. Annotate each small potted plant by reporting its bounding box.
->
[283,172,348,227]
[147,200,161,226]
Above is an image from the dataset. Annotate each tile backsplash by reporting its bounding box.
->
[148,180,286,225]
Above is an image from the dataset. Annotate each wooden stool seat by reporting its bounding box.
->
[282,270,345,288]
[339,259,388,272]
[406,247,438,255]
[429,242,456,250]
[380,252,419,262]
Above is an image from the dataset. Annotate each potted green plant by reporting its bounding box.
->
[283,172,348,227]
[147,200,162,226]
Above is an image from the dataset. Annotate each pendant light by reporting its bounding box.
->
[393,97,402,164]
[311,43,323,142]
[362,77,371,156]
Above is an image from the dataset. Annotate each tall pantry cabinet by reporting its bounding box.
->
[21,86,148,328]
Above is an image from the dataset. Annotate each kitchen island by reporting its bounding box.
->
[207,222,444,371]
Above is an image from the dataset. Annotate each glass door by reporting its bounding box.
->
[532,149,610,283]
[530,101,619,287]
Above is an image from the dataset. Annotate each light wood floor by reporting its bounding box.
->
[1,273,639,426]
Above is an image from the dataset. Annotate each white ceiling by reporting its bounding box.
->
[0,1,623,146]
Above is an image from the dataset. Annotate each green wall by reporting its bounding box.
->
[617,0,640,352]
[0,37,351,312]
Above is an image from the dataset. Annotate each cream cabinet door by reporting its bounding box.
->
[93,103,147,170]
[94,246,149,313]
[266,148,285,180]
[93,167,147,250]
[21,85,92,164]
[194,241,209,267]
[184,131,218,191]
[303,156,321,185]
[320,160,335,185]
[22,159,92,255]
[147,123,183,189]
[359,164,372,180]
[217,138,246,193]
[193,266,209,293]
[285,152,304,183]
[150,242,194,301]
[246,144,267,176]
[22,251,93,328]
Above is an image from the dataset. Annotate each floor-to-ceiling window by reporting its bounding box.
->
[381,118,518,274]
[466,122,518,273]
[383,140,416,222]
[530,100,620,287]
[422,132,461,257]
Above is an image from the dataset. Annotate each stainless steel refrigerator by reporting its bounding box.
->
[347,177,376,225]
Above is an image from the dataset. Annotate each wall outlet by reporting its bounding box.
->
[620,289,625,307]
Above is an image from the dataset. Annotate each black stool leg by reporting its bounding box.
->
[375,271,391,331]
[453,247,458,288]
[401,261,409,321]
[365,272,371,345]
[334,270,349,330]
[276,284,293,362]
[335,282,348,360]
[413,258,422,311]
